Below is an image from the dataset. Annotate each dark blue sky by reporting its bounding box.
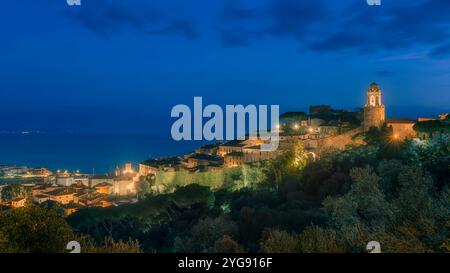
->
[1,0,449,133]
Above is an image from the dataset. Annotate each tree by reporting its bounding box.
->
[0,184,27,202]
[298,226,346,253]
[0,206,73,253]
[174,215,238,253]
[259,228,300,253]
[364,125,392,146]
[238,163,267,190]
[376,159,405,198]
[214,235,243,253]
[73,235,142,253]
[266,141,308,185]
[323,167,393,251]
[137,177,153,200]
[172,184,215,209]
[414,120,450,136]
[389,166,444,251]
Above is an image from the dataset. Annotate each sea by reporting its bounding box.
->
[0,132,206,174]
[0,105,446,175]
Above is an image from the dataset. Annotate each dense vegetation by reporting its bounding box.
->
[67,132,449,253]
[414,117,450,136]
[1,131,449,253]
[0,205,141,253]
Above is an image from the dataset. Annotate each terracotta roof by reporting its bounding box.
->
[46,188,75,196]
[94,182,112,187]
[34,194,49,199]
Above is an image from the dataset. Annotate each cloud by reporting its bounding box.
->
[218,0,450,58]
[65,0,160,36]
[429,44,450,58]
[375,70,396,78]
[220,29,252,47]
[219,0,330,47]
[150,20,198,40]
[221,1,260,21]
[65,0,197,40]
[310,0,450,54]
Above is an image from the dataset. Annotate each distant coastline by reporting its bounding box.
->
[0,105,447,174]
[0,133,207,174]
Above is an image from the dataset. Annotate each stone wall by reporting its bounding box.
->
[364,106,385,131]
[387,123,417,140]
[316,127,364,154]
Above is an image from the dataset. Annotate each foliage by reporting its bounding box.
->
[260,228,300,253]
[173,215,238,253]
[414,119,450,135]
[214,235,243,253]
[136,175,154,199]
[155,167,244,192]
[0,206,73,253]
[298,226,346,253]
[266,141,308,185]
[0,184,27,202]
[172,184,215,209]
[2,133,444,253]
[364,125,393,146]
[74,234,142,253]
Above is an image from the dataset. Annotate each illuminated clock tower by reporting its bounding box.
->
[363,83,385,131]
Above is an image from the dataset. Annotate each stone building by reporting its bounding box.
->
[224,152,244,167]
[217,140,246,156]
[363,83,386,131]
[385,118,417,140]
[362,83,418,140]
[186,153,223,169]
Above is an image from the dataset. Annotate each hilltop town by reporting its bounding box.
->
[138,82,448,177]
[1,83,448,215]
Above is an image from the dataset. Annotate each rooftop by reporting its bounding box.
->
[91,174,113,180]
[368,82,381,92]
[94,182,112,187]
[189,153,222,162]
[141,157,182,168]
[46,188,76,196]
[386,118,417,124]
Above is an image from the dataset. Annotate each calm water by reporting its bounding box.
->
[0,133,205,174]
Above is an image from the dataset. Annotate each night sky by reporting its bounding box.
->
[1,0,449,133]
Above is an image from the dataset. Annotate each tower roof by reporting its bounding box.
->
[368,82,380,93]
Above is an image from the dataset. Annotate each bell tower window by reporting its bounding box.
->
[370,95,376,106]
